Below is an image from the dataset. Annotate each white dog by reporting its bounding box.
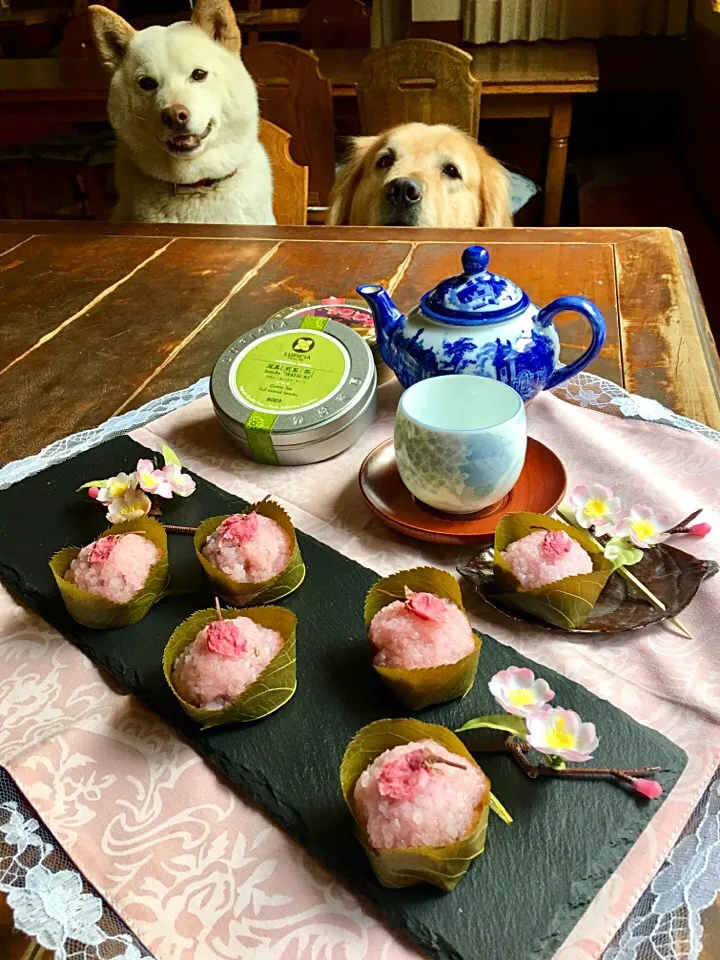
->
[89,0,274,224]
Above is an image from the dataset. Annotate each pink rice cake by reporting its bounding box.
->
[501,529,593,590]
[353,740,488,849]
[369,591,475,669]
[202,512,291,583]
[172,616,284,710]
[66,534,159,604]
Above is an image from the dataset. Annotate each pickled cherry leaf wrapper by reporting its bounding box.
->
[194,499,305,607]
[365,567,480,710]
[340,718,495,892]
[50,516,168,629]
[163,605,297,728]
[493,513,613,629]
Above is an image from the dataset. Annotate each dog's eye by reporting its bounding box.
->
[376,153,395,170]
[191,69,208,82]
[138,76,158,91]
[443,163,462,179]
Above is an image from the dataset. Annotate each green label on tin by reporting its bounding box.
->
[245,411,279,465]
[233,329,349,415]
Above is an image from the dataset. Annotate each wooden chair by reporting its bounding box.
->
[300,0,370,50]
[259,117,308,225]
[356,39,482,136]
[243,41,334,207]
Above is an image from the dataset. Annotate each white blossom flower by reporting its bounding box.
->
[615,504,672,548]
[106,489,151,524]
[135,459,171,497]
[488,667,555,718]
[96,472,138,504]
[162,462,196,497]
[526,706,599,762]
[568,483,622,536]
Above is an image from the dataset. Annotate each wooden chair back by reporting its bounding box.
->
[258,117,308,225]
[244,41,334,207]
[357,39,482,136]
[300,0,370,50]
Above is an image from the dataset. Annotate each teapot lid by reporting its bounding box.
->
[421,246,528,326]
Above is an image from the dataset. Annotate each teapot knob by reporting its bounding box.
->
[462,245,490,277]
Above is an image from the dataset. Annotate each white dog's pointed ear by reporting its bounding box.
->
[89,5,136,74]
[191,0,241,54]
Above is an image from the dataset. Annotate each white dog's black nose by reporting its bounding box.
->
[161,104,191,131]
[385,178,423,207]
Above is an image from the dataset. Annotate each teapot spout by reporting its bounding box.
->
[357,284,405,368]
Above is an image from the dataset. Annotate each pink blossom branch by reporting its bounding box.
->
[476,736,661,788]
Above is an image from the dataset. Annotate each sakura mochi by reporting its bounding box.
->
[364,568,482,710]
[65,533,159,604]
[202,512,290,583]
[163,605,298,726]
[369,591,475,670]
[353,740,489,850]
[341,718,493,891]
[194,502,305,607]
[172,616,284,710]
[501,529,593,590]
[50,517,169,629]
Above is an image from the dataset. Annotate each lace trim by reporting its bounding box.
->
[1,371,718,960]
[0,769,152,960]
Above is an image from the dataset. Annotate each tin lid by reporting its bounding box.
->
[211,315,376,463]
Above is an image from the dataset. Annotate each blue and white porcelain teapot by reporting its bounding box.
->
[357,245,606,401]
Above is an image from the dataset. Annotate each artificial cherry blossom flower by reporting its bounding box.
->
[135,459,172,497]
[106,490,151,524]
[96,472,138,504]
[526,706,599,762]
[568,483,622,536]
[489,667,555,718]
[162,462,196,497]
[615,504,672,548]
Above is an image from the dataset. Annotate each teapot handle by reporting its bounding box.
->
[537,295,607,390]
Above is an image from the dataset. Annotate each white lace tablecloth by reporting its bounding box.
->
[1,372,719,960]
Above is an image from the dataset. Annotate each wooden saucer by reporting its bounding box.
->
[358,437,567,545]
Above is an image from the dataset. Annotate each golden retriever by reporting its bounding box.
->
[326,123,512,228]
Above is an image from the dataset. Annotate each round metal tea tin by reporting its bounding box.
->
[211,312,377,466]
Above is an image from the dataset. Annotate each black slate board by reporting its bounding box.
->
[0,437,687,960]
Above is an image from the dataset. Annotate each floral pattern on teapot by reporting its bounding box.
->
[357,245,606,402]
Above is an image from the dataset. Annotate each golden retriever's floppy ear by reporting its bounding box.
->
[474,142,513,228]
[89,6,136,74]
[326,136,378,226]
[192,0,241,54]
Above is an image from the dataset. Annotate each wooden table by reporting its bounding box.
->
[0,221,717,468]
[0,42,598,226]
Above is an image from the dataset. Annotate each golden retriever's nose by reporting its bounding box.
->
[161,104,191,131]
[385,178,423,207]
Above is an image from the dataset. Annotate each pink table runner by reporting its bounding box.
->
[2,382,719,960]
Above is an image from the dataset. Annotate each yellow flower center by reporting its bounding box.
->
[543,717,576,751]
[508,688,535,707]
[107,479,128,498]
[139,472,154,487]
[631,519,656,541]
[119,503,139,517]
[584,498,608,519]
